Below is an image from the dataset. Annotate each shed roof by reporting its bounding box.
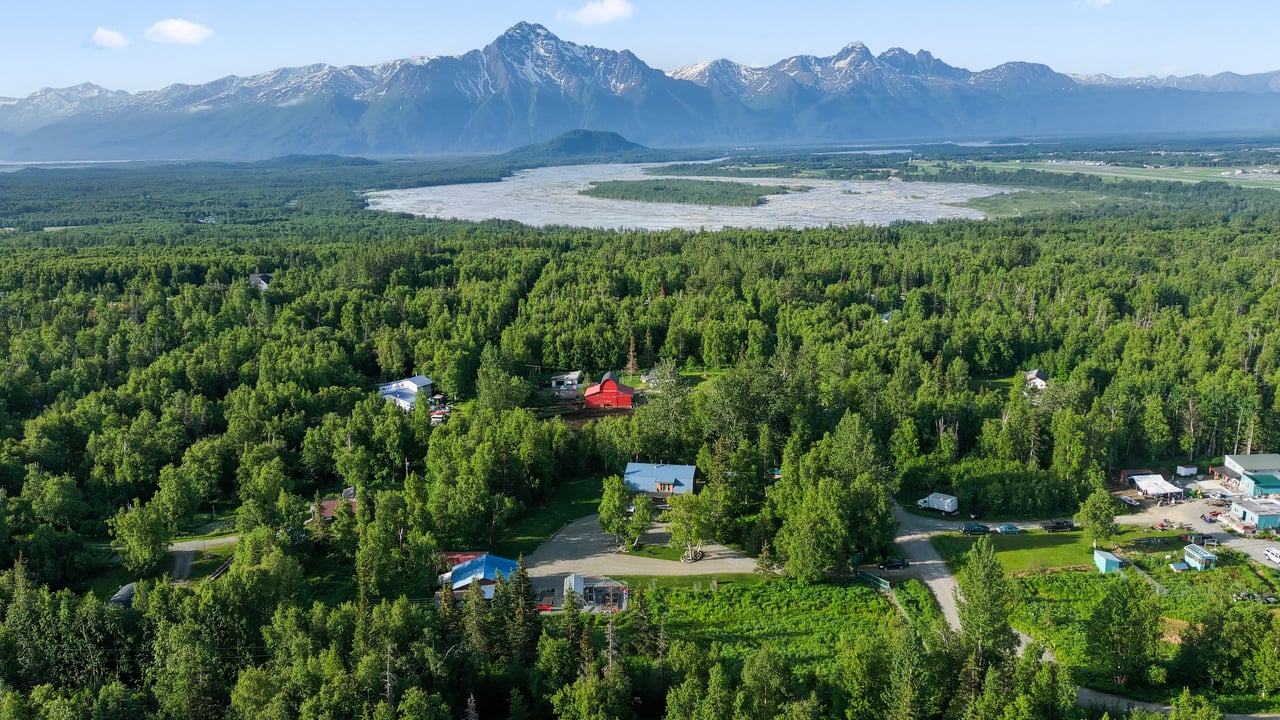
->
[624,462,696,495]
[1094,550,1122,563]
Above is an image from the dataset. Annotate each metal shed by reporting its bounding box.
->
[1094,549,1124,574]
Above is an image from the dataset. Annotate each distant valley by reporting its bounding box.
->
[3,22,1280,160]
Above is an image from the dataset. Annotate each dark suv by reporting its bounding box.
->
[878,558,910,570]
[1040,520,1078,533]
[961,522,989,535]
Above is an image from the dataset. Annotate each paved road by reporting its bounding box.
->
[170,551,195,581]
[169,534,240,552]
[166,535,238,584]
[525,514,756,579]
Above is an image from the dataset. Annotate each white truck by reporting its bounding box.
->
[917,492,959,515]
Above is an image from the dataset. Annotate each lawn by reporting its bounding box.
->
[970,373,1017,396]
[80,560,144,600]
[932,527,1185,573]
[627,543,687,562]
[185,544,238,582]
[493,477,602,558]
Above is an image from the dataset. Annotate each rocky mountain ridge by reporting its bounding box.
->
[3,22,1279,160]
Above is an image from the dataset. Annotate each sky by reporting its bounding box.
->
[3,0,1278,98]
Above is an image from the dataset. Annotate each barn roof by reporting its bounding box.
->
[585,372,634,397]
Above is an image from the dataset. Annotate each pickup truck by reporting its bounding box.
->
[1040,520,1079,533]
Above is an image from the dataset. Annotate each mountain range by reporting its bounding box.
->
[4,22,1280,161]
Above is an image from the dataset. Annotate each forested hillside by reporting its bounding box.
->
[1,156,1279,718]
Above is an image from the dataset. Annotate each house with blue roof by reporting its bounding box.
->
[438,553,518,599]
[623,462,698,506]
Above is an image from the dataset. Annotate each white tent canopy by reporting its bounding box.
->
[1132,474,1183,497]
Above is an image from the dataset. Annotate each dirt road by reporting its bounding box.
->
[889,505,962,628]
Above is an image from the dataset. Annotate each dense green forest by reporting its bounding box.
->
[579,179,804,206]
[1,151,1279,718]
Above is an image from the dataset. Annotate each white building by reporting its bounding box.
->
[378,375,433,412]
[1024,369,1049,391]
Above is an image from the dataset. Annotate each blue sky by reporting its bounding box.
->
[3,0,1278,98]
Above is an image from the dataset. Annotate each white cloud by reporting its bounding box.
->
[1083,0,1114,6]
[560,0,633,26]
[144,18,215,45]
[90,27,129,49]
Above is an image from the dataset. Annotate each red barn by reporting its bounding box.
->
[584,371,635,409]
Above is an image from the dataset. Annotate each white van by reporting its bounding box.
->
[1266,547,1280,565]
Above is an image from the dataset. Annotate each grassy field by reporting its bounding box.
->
[493,477,602,558]
[961,160,1280,189]
[81,561,143,600]
[970,373,1017,396]
[952,188,1138,217]
[932,527,1186,573]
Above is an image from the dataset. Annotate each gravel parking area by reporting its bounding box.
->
[523,513,758,609]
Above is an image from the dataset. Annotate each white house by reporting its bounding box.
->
[1024,369,1049,391]
[549,370,583,394]
[378,375,433,412]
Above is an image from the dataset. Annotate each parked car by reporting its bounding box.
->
[878,558,910,570]
[1181,532,1218,546]
[961,522,990,535]
[995,524,1022,534]
[1040,520,1079,533]
[1119,495,1142,507]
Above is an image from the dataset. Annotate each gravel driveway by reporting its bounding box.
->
[887,504,962,628]
[525,514,756,579]
[1117,495,1280,568]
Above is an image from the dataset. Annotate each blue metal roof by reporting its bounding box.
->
[447,554,518,590]
[623,462,696,495]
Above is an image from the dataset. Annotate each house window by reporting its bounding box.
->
[657,483,674,493]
